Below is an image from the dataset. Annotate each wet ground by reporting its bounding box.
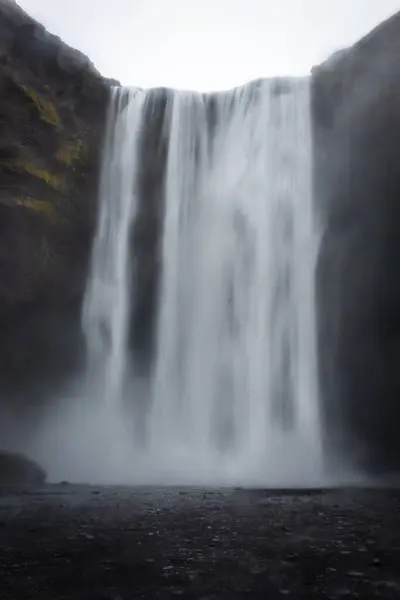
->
[0,485,400,599]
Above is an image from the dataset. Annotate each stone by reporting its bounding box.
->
[0,450,46,485]
[0,0,116,404]
[313,10,400,474]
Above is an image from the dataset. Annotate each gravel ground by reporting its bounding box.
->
[0,485,399,599]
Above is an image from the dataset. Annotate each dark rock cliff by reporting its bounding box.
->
[0,0,115,403]
[313,11,400,473]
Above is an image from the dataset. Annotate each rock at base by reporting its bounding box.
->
[0,450,46,486]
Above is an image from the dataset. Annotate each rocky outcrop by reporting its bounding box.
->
[0,450,46,485]
[313,11,400,472]
[0,0,116,402]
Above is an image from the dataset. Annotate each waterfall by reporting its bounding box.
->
[148,79,322,485]
[73,87,146,478]
[80,78,323,486]
[83,87,145,403]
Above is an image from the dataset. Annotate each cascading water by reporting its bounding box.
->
[77,78,323,486]
[83,87,145,402]
[146,79,322,485]
[76,87,147,475]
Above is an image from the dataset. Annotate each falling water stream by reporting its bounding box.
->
[83,87,145,401]
[80,78,323,486]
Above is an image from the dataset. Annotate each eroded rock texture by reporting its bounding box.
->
[0,0,115,404]
[313,12,400,473]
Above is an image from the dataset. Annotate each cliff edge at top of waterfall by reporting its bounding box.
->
[312,10,400,130]
[0,0,117,400]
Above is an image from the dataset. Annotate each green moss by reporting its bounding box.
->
[0,66,61,129]
[5,159,65,191]
[14,196,57,219]
[20,84,61,130]
[56,137,84,166]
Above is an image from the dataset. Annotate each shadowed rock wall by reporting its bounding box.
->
[313,12,400,473]
[0,0,115,403]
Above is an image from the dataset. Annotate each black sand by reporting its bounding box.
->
[1,485,400,599]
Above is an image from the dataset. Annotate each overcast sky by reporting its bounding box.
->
[17,0,400,91]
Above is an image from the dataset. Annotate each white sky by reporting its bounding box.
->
[17,0,400,91]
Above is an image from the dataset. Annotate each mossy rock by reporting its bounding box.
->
[0,0,112,401]
[13,196,57,219]
[0,64,62,130]
[3,158,65,191]
[56,137,85,166]
[20,84,61,129]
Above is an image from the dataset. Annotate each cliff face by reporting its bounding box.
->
[0,0,114,401]
[313,12,400,472]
